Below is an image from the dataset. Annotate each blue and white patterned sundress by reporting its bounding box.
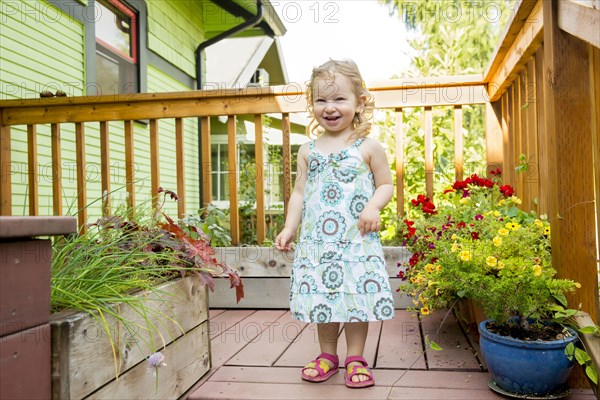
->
[289,137,395,323]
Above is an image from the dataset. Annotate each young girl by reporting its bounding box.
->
[275,59,395,388]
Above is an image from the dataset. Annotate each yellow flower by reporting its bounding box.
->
[493,236,503,246]
[410,277,416,283]
[459,197,470,205]
[427,280,437,287]
[486,256,498,267]
[459,250,472,261]
[511,196,522,205]
[435,264,443,271]
[575,282,581,288]
[497,199,505,206]
[505,222,521,231]
[498,228,509,236]
[451,234,458,240]
[425,263,435,273]
[497,261,505,269]
[533,264,542,276]
[493,211,501,217]
[451,243,459,252]
[420,306,431,315]
[534,219,544,228]
[544,226,551,235]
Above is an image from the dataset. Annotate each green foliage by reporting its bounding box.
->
[377,1,513,242]
[399,174,579,327]
[183,204,232,247]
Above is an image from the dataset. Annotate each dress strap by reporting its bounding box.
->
[310,140,316,150]
[353,137,366,148]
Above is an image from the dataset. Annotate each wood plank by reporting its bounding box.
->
[200,116,212,207]
[124,120,135,210]
[0,124,10,215]
[208,309,256,340]
[484,0,540,82]
[149,119,159,209]
[454,106,463,181]
[534,47,548,214]
[210,278,291,308]
[210,310,287,368]
[518,70,529,206]
[208,309,226,318]
[51,123,62,216]
[424,107,433,198]
[541,0,599,349]
[281,113,292,219]
[558,0,600,48]
[513,75,524,200]
[225,310,293,366]
[273,322,322,367]
[254,114,266,244]
[206,366,492,389]
[591,45,600,322]
[99,121,110,215]
[394,109,404,215]
[175,117,185,218]
[525,57,539,212]
[27,124,38,216]
[336,321,381,366]
[422,310,481,371]
[1,83,488,127]
[487,0,544,101]
[75,122,86,231]
[485,102,503,177]
[87,321,209,400]
[501,93,511,184]
[376,310,426,369]
[50,277,208,400]
[506,87,516,186]
[227,116,240,245]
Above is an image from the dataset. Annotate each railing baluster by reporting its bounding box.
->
[281,113,292,219]
[1,124,11,215]
[534,48,547,214]
[394,108,404,216]
[254,114,266,244]
[51,123,62,216]
[124,120,135,211]
[100,121,110,216]
[175,118,186,219]
[526,59,539,212]
[454,106,464,181]
[75,123,87,231]
[502,92,510,184]
[27,125,38,216]
[519,71,529,205]
[227,116,239,245]
[424,106,434,198]
[506,87,516,187]
[201,117,212,207]
[149,119,160,209]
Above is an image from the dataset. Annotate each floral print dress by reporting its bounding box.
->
[289,138,395,323]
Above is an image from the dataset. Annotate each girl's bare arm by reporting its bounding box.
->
[359,139,393,235]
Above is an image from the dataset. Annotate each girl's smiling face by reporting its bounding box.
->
[312,73,364,136]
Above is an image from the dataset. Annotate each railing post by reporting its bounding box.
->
[0,124,11,215]
[51,123,62,216]
[201,117,212,208]
[75,123,87,231]
[27,125,39,216]
[485,102,503,177]
[227,116,240,245]
[454,106,464,181]
[149,119,160,209]
[99,121,110,216]
[394,108,404,216]
[424,107,433,199]
[175,118,186,219]
[254,114,266,244]
[281,113,292,219]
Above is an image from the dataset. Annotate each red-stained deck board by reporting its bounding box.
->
[210,310,287,368]
[422,310,482,370]
[375,310,426,369]
[226,311,303,366]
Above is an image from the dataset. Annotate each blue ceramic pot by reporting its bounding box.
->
[479,319,578,396]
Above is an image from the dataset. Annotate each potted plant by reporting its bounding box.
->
[50,188,243,399]
[398,170,592,397]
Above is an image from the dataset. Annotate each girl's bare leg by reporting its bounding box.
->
[303,322,340,377]
[344,321,370,382]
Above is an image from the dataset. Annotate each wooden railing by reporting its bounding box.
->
[0,77,491,244]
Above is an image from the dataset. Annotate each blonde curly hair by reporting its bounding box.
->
[305,59,375,142]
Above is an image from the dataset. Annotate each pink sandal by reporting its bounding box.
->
[344,355,375,388]
[301,352,339,382]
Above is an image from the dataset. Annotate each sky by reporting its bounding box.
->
[274,1,411,83]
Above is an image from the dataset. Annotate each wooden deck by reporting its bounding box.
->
[185,309,596,400]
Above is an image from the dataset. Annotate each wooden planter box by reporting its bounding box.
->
[210,246,412,308]
[50,276,210,399]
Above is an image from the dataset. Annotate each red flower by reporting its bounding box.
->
[457,222,467,229]
[499,185,514,197]
[409,252,420,266]
[470,231,480,240]
[490,167,502,176]
[422,201,437,215]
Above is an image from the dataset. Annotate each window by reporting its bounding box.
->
[95,0,138,95]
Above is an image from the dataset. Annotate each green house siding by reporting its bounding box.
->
[146,0,205,79]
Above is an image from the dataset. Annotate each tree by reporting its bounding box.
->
[376,0,514,244]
